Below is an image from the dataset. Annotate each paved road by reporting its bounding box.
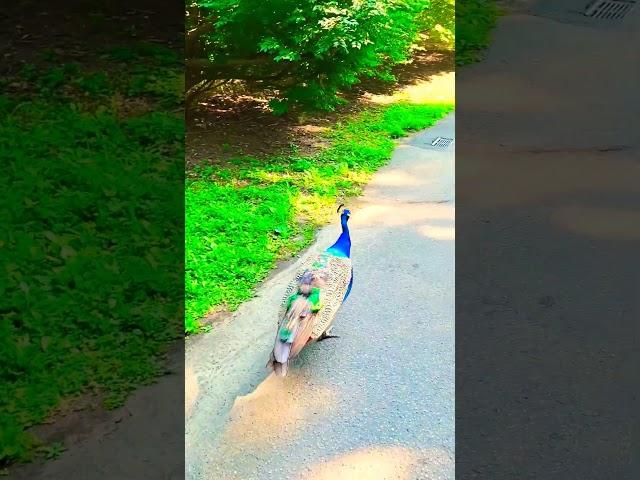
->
[185,114,455,480]
[456,2,640,478]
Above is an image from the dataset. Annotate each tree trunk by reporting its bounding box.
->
[185,23,214,59]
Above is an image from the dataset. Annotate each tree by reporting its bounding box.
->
[186,0,452,112]
[418,0,454,47]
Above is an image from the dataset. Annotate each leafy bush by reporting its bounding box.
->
[419,0,455,47]
[187,0,451,111]
[456,0,500,65]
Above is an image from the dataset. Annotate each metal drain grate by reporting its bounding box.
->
[585,0,636,19]
[430,137,454,148]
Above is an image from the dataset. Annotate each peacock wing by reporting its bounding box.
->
[276,252,351,341]
[310,255,352,339]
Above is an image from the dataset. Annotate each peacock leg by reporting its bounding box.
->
[316,327,340,342]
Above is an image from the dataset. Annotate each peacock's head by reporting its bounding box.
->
[337,204,351,222]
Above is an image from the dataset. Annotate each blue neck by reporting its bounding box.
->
[326,217,351,258]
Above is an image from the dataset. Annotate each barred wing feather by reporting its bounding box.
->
[278,252,352,339]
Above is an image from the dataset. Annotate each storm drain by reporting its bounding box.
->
[585,0,636,19]
[430,137,454,149]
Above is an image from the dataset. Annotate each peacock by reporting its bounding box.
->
[269,204,353,377]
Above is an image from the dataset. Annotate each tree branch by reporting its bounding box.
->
[185,57,294,89]
[186,22,215,59]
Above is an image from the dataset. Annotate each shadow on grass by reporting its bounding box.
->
[186,49,454,169]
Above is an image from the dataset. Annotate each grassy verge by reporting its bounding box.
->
[456,0,501,65]
[0,44,183,465]
[186,102,454,333]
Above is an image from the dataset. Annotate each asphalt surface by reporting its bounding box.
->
[185,114,455,480]
[456,2,640,478]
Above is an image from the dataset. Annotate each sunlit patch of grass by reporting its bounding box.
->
[294,193,338,225]
[367,71,455,105]
[185,102,454,333]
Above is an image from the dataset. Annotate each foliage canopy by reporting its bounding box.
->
[186,0,454,111]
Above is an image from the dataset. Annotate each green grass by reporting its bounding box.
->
[456,0,501,66]
[0,45,183,465]
[185,102,454,333]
